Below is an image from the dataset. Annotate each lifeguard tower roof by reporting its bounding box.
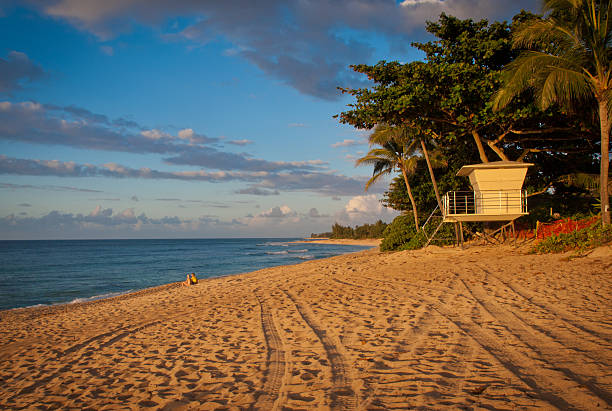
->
[456,161,534,176]
[456,161,533,193]
[442,161,533,222]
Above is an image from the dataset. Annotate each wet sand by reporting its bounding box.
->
[1,244,611,410]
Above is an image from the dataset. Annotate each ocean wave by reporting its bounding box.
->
[296,254,315,260]
[17,303,47,310]
[266,250,288,255]
[257,241,290,247]
[288,249,308,253]
[69,290,133,305]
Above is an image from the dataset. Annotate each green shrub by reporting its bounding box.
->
[381,214,460,251]
[532,221,612,253]
[380,215,418,251]
[400,231,428,250]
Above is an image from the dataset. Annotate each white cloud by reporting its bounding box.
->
[177,128,194,140]
[89,205,112,217]
[335,194,400,225]
[258,205,296,219]
[141,129,166,140]
[332,139,362,148]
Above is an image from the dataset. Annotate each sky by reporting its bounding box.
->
[0,0,539,239]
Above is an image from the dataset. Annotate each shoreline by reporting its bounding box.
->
[1,244,610,409]
[1,246,376,316]
[1,239,373,313]
[293,238,382,246]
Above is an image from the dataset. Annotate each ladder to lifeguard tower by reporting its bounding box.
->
[420,205,452,247]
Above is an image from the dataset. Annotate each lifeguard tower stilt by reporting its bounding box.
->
[425,161,533,247]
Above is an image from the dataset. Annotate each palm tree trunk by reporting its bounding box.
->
[420,139,443,212]
[598,97,610,225]
[400,167,420,230]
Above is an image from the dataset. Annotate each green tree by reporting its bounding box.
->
[339,13,593,166]
[493,0,611,225]
[356,124,421,229]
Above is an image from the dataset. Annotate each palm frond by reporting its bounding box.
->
[540,65,594,108]
[364,168,392,191]
[493,51,589,110]
[355,155,392,168]
[513,19,575,51]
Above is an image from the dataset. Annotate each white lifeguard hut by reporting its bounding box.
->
[425,161,532,246]
[443,161,532,223]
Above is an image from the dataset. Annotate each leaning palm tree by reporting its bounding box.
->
[493,0,611,225]
[356,127,421,229]
[369,124,445,213]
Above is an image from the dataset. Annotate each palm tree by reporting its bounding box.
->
[493,0,611,225]
[369,124,445,213]
[356,125,421,229]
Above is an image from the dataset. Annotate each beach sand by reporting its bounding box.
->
[1,244,611,410]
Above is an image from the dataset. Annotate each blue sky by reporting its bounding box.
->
[0,0,538,239]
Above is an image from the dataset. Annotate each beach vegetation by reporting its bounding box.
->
[532,219,612,253]
[337,7,606,249]
[494,0,611,226]
[380,214,456,251]
[380,215,419,251]
[311,220,388,239]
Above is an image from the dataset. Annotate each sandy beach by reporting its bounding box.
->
[1,244,611,410]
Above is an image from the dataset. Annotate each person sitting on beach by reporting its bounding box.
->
[183,273,198,286]
[189,273,198,285]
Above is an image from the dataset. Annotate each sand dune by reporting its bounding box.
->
[1,244,611,410]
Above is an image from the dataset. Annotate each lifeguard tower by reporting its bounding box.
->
[425,161,532,246]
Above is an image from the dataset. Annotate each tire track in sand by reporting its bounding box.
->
[458,277,612,408]
[333,274,479,407]
[8,289,215,401]
[282,288,358,410]
[253,292,287,411]
[342,272,598,410]
[10,318,166,398]
[475,263,612,345]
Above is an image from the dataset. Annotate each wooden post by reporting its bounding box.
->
[454,222,460,247]
[459,221,464,248]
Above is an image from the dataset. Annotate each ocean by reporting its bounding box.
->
[0,238,372,311]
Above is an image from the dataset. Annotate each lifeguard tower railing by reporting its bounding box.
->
[442,189,528,220]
